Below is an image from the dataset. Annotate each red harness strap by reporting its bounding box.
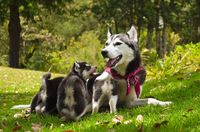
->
[105,66,143,97]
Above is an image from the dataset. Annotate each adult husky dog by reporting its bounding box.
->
[92,26,171,113]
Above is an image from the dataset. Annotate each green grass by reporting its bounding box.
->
[0,66,200,132]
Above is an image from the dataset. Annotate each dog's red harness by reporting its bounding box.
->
[105,66,143,97]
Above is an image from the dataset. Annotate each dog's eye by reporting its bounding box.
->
[105,43,109,46]
[86,66,91,71]
[114,42,122,46]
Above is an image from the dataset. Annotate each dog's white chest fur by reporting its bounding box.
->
[101,80,114,96]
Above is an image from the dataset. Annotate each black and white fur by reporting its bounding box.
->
[57,62,96,121]
[92,26,172,114]
[31,73,64,115]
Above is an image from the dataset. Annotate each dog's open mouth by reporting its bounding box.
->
[106,55,122,67]
[89,67,97,76]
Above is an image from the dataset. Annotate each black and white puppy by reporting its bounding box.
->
[31,73,64,115]
[57,62,96,121]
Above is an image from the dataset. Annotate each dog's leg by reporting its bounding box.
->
[109,95,118,113]
[76,103,92,121]
[130,98,172,107]
[92,99,100,114]
[92,86,103,114]
[35,104,43,114]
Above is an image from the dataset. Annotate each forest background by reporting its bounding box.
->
[0,0,199,78]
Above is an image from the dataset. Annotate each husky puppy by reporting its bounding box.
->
[57,62,96,121]
[92,26,172,114]
[31,73,64,115]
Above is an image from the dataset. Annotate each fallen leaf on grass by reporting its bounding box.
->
[1,121,8,128]
[12,122,22,132]
[14,113,23,118]
[32,123,43,132]
[49,123,54,130]
[13,109,31,119]
[154,120,168,129]
[0,129,3,132]
[112,115,123,125]
[187,108,193,112]
[135,115,144,125]
[60,123,65,127]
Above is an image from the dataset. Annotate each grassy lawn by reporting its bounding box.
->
[0,66,200,132]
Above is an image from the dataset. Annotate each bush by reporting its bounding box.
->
[147,43,200,79]
[26,30,105,73]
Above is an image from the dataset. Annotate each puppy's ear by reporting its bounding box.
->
[74,62,80,72]
[127,25,138,43]
[107,27,112,38]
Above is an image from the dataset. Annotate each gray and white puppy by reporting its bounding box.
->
[57,62,96,121]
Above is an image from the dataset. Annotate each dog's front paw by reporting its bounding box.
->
[92,102,99,114]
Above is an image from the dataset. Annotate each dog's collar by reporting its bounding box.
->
[105,66,143,97]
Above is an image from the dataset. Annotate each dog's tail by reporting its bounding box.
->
[11,104,31,109]
[11,73,51,110]
[42,72,51,90]
[43,72,51,80]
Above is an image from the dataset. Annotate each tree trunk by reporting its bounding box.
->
[8,1,21,68]
[114,18,119,33]
[161,22,167,58]
[156,27,161,58]
[155,0,162,58]
[128,0,134,26]
[146,22,153,49]
[196,0,200,42]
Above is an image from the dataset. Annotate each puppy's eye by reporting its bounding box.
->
[86,66,91,71]
[114,42,122,46]
[105,43,109,46]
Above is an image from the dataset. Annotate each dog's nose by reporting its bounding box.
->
[101,50,108,58]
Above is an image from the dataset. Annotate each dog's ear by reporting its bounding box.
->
[127,25,138,43]
[74,62,80,72]
[107,27,112,38]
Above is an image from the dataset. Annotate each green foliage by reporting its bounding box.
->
[142,48,158,66]
[0,23,8,66]
[147,43,200,79]
[67,31,104,66]
[25,31,105,73]
[51,31,105,73]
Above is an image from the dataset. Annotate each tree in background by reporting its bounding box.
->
[0,0,71,68]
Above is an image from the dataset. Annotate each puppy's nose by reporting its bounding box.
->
[101,50,108,58]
